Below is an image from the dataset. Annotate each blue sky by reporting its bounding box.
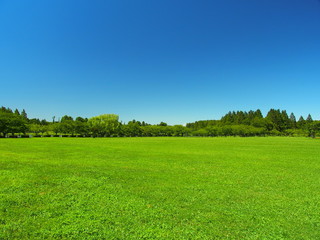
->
[1,0,320,124]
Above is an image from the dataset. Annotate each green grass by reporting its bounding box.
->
[1,137,320,239]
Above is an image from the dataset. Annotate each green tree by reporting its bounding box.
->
[41,119,49,125]
[0,112,11,137]
[193,128,209,136]
[75,116,87,122]
[88,114,119,137]
[51,123,61,136]
[289,113,297,128]
[266,109,286,132]
[74,121,89,136]
[29,118,41,125]
[172,125,189,136]
[61,115,74,122]
[0,112,28,136]
[158,122,167,126]
[60,120,75,135]
[255,109,263,119]
[39,124,49,135]
[306,121,320,138]
[29,124,41,136]
[306,114,313,123]
[0,107,13,114]
[126,120,142,137]
[297,116,306,129]
[251,117,267,128]
[14,109,20,115]
[281,110,291,130]
[21,109,28,119]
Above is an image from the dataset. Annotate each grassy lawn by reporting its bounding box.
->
[1,137,320,239]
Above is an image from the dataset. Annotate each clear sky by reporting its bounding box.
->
[1,0,320,124]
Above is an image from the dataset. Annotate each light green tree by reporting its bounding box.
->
[88,114,119,137]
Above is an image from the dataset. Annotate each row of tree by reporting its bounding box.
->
[187,109,320,137]
[1,106,319,138]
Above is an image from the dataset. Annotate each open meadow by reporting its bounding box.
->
[1,137,320,239]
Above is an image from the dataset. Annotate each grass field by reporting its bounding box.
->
[1,137,320,239]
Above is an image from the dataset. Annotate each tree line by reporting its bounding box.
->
[187,109,320,138]
[1,106,319,138]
